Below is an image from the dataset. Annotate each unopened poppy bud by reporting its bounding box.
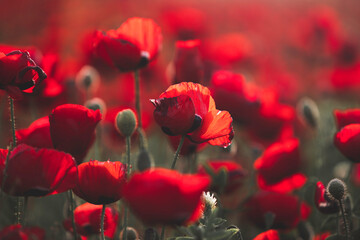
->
[115,109,138,137]
[326,178,347,202]
[75,65,100,92]
[136,149,154,172]
[297,97,320,129]
[144,228,159,240]
[85,97,107,116]
[120,227,139,240]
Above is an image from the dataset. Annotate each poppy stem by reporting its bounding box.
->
[8,96,16,148]
[134,70,147,150]
[339,199,349,240]
[160,225,165,240]
[69,190,79,240]
[123,136,131,240]
[100,204,106,240]
[171,135,185,170]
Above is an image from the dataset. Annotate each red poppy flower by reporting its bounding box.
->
[314,232,331,240]
[314,181,339,214]
[63,202,118,238]
[203,33,252,67]
[253,230,279,240]
[330,63,360,91]
[16,116,53,149]
[256,173,307,194]
[210,70,260,125]
[122,168,209,225]
[173,40,204,84]
[334,123,360,163]
[245,191,311,229]
[254,139,304,191]
[197,160,246,194]
[0,144,77,197]
[93,17,162,71]
[161,7,207,40]
[334,109,360,130]
[0,50,47,99]
[0,224,45,240]
[49,104,102,164]
[73,160,126,205]
[151,82,234,147]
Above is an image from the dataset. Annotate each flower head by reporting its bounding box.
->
[73,160,126,205]
[122,168,209,225]
[0,50,47,99]
[151,82,234,147]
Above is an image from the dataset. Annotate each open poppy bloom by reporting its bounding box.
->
[245,191,311,229]
[254,138,306,193]
[253,230,279,240]
[0,224,45,240]
[63,202,118,238]
[334,123,360,163]
[122,168,209,225]
[197,160,246,194]
[0,50,47,99]
[73,160,126,205]
[173,39,204,84]
[151,82,234,147]
[49,104,102,164]
[16,116,53,149]
[0,144,77,197]
[314,181,339,214]
[334,108,360,130]
[93,17,162,71]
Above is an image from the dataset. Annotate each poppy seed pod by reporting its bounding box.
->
[326,178,347,202]
[115,109,138,137]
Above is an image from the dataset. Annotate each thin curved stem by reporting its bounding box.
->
[123,136,131,240]
[160,226,165,240]
[171,135,185,170]
[100,204,106,240]
[9,97,16,148]
[69,191,78,240]
[134,70,147,150]
[339,199,349,240]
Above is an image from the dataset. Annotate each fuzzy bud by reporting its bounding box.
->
[120,227,139,240]
[115,109,138,137]
[297,97,320,129]
[136,149,154,172]
[75,65,100,92]
[326,178,347,202]
[84,97,107,116]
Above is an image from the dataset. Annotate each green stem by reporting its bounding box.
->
[339,200,349,240]
[123,136,131,240]
[160,226,165,240]
[100,204,106,240]
[69,191,78,240]
[134,70,147,150]
[171,135,185,170]
[9,97,16,148]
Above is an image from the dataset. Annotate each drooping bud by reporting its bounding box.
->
[144,228,159,240]
[136,149,154,172]
[75,65,101,92]
[115,109,138,137]
[84,97,107,116]
[297,97,320,129]
[326,178,347,202]
[120,227,139,240]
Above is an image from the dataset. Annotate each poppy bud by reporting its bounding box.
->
[120,227,139,240]
[297,97,320,129]
[75,65,100,92]
[144,228,159,240]
[136,149,154,172]
[115,109,138,137]
[85,97,107,116]
[326,178,347,202]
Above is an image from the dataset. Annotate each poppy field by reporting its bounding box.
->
[1,0,360,239]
